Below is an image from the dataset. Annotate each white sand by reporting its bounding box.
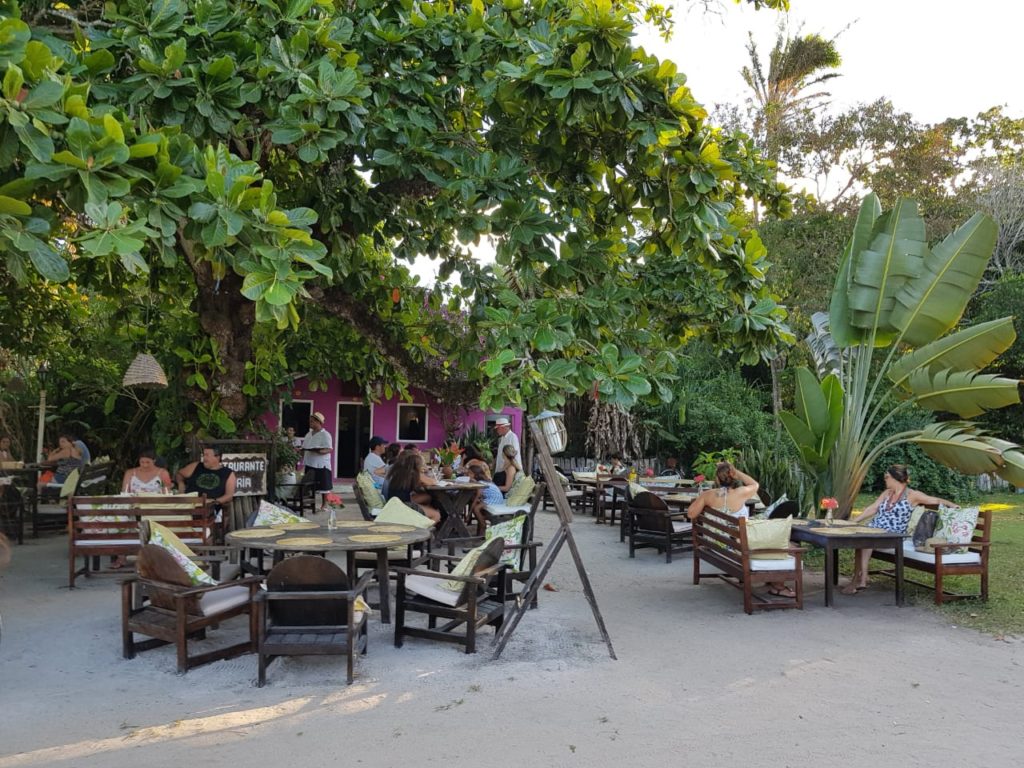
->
[1,506,1021,767]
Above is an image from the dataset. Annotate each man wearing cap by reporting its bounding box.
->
[493,416,520,474]
[363,436,388,488]
[302,412,333,511]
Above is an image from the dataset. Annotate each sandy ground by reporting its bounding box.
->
[1,501,1021,768]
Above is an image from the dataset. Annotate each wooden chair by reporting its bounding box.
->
[257,555,372,686]
[627,491,693,562]
[121,544,261,673]
[273,479,316,518]
[870,508,993,605]
[393,537,508,654]
[139,519,240,582]
[36,461,114,532]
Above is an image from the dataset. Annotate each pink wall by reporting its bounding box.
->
[262,377,522,478]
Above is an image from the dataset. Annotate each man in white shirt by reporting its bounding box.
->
[301,411,333,510]
[493,416,520,474]
[363,436,388,488]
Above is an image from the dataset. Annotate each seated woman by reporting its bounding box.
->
[492,444,521,493]
[0,435,15,463]
[841,464,958,595]
[121,447,173,494]
[459,444,490,479]
[467,464,505,535]
[37,433,84,490]
[384,451,441,523]
[687,461,794,598]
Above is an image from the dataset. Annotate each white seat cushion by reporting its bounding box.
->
[199,584,252,616]
[564,490,584,498]
[901,542,981,566]
[353,547,421,562]
[75,539,139,547]
[485,503,531,517]
[404,575,463,607]
[671,521,692,533]
[749,555,797,571]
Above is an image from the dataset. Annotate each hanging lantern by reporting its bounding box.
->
[531,410,567,454]
[123,352,168,389]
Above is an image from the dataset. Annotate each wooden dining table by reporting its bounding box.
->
[422,481,486,540]
[225,521,432,624]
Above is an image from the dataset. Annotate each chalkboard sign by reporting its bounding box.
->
[221,453,268,496]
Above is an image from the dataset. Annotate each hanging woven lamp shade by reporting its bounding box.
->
[123,352,168,389]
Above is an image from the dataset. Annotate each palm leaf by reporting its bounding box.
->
[911,422,1005,475]
[779,411,827,470]
[847,199,928,344]
[889,213,998,347]
[909,368,1021,418]
[887,317,1017,387]
[829,193,880,346]
[995,450,1024,486]
[806,312,842,378]
[794,367,828,435]
[820,373,844,455]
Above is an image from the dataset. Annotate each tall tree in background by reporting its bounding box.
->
[740,23,842,422]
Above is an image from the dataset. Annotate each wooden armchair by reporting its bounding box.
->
[37,461,114,532]
[626,491,693,562]
[121,544,261,673]
[257,555,372,686]
[393,537,508,654]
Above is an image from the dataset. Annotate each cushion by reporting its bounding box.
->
[483,502,531,519]
[905,505,928,535]
[628,481,647,499]
[901,540,981,565]
[60,469,80,498]
[150,523,216,586]
[148,520,196,557]
[376,497,434,528]
[485,515,526,569]
[199,584,251,616]
[744,517,793,560]
[253,499,304,526]
[749,555,797,571]
[356,471,386,509]
[671,520,692,533]
[404,574,463,607]
[761,494,788,518]
[935,506,979,554]
[505,476,536,506]
[441,536,505,592]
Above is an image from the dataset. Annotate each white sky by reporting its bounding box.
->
[409,0,1023,285]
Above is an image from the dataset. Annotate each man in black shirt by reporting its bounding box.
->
[176,445,237,507]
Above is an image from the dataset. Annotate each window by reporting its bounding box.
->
[397,403,428,443]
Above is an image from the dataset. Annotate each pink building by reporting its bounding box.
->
[262,377,522,479]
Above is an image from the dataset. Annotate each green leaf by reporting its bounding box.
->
[10,230,68,281]
[889,213,997,347]
[22,80,64,110]
[3,63,24,101]
[846,197,926,344]
[794,367,828,436]
[534,327,556,351]
[909,368,1021,418]
[911,422,1005,475]
[888,317,1017,387]
[0,195,31,215]
[241,270,275,300]
[819,373,844,457]
[995,450,1024,486]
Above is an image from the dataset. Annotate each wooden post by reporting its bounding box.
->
[491,420,616,660]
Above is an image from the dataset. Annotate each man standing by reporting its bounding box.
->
[363,436,388,488]
[302,412,333,511]
[493,416,520,474]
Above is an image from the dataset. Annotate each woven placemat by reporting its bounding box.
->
[371,524,416,533]
[349,534,402,544]
[331,520,369,529]
[815,526,883,535]
[230,528,286,539]
[272,521,320,531]
[278,536,333,547]
[791,519,812,526]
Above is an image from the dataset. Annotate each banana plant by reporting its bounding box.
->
[782,193,1024,516]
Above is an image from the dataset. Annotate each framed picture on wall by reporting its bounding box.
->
[397,403,428,442]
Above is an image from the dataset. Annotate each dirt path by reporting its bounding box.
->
[1,508,1020,767]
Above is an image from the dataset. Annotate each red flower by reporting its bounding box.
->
[325,493,343,506]
[694,474,705,484]
[820,497,839,510]
[643,468,655,477]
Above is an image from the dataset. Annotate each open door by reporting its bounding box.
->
[335,403,372,478]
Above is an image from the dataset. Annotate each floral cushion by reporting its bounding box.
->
[148,520,197,557]
[441,537,506,593]
[356,471,386,509]
[150,522,215,586]
[761,494,788,518]
[744,517,792,560]
[253,500,304,527]
[935,505,979,554]
[505,475,536,506]
[484,515,526,569]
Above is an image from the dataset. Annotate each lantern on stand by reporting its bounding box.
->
[531,410,567,454]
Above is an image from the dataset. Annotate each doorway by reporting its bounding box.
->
[280,400,313,439]
[336,403,372,478]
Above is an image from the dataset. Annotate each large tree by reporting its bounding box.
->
[0,0,793,430]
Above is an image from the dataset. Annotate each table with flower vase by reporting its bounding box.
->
[226,520,432,624]
[789,519,908,607]
[422,481,486,540]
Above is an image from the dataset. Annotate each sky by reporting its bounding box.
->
[409,0,1022,285]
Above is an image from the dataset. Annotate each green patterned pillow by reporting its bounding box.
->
[356,471,386,509]
[935,505,979,554]
[442,537,506,592]
[150,523,215,586]
[505,475,536,506]
[485,515,526,569]
[253,500,304,526]
[377,497,434,528]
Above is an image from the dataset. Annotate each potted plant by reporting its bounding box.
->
[437,442,462,479]
[274,431,302,498]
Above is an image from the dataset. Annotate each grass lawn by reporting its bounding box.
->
[802,492,1024,637]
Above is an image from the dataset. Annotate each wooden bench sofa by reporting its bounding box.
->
[692,507,804,614]
[869,509,993,605]
[68,494,214,588]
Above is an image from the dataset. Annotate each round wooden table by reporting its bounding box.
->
[422,481,486,540]
[226,521,432,624]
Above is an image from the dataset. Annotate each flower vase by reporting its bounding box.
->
[441,465,454,480]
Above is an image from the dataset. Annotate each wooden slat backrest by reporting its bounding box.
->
[693,507,744,567]
[69,495,214,543]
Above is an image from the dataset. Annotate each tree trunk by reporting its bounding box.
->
[192,266,254,420]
